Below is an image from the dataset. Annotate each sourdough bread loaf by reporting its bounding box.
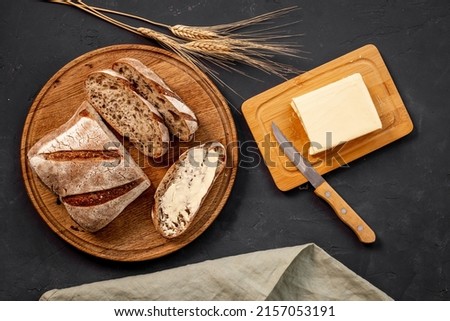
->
[27,101,151,232]
[112,58,198,141]
[85,69,170,158]
[152,142,226,238]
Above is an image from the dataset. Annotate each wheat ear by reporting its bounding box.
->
[170,25,220,41]
[47,0,304,82]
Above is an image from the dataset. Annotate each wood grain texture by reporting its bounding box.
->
[242,44,413,191]
[314,181,376,243]
[20,44,238,262]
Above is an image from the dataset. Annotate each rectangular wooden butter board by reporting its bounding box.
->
[242,44,413,191]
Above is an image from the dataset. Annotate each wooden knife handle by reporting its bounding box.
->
[314,181,376,243]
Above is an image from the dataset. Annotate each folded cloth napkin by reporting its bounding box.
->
[40,243,391,301]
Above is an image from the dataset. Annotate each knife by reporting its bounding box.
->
[271,122,376,243]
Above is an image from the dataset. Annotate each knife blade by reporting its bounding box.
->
[272,122,376,243]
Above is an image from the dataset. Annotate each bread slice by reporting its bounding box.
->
[85,69,170,158]
[27,101,151,232]
[112,58,198,141]
[152,142,226,238]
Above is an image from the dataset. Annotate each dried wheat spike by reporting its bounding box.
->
[182,40,232,53]
[170,25,220,41]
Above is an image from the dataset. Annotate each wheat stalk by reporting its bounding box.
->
[137,28,182,52]
[47,0,304,87]
[60,1,299,42]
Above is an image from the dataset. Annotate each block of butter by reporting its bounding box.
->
[291,73,382,155]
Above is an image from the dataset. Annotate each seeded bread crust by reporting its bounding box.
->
[112,58,198,141]
[152,142,226,238]
[27,102,151,232]
[85,69,170,158]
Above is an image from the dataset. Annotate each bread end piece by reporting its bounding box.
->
[152,142,226,238]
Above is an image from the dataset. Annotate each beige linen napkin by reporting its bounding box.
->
[40,243,391,301]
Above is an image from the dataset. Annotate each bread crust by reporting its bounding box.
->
[112,58,198,141]
[152,142,226,238]
[85,69,170,158]
[27,102,151,232]
[62,178,149,232]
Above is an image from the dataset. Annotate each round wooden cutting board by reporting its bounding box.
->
[20,44,238,261]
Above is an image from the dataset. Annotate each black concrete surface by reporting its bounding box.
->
[1,0,449,300]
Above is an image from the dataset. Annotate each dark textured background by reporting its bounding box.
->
[1,0,449,300]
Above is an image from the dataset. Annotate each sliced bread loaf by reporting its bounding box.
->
[152,142,226,238]
[27,101,151,232]
[112,58,198,141]
[85,69,170,158]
